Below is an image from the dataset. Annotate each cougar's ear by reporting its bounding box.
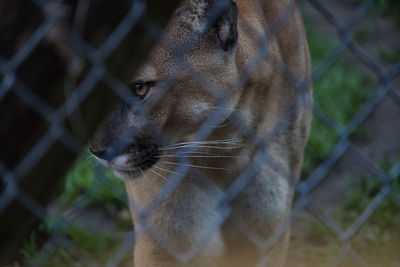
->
[186,0,238,51]
[213,0,238,51]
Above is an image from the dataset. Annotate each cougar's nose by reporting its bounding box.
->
[89,148,107,159]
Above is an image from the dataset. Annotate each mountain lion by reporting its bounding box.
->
[90,0,312,266]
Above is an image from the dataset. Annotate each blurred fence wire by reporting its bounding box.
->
[0,0,399,266]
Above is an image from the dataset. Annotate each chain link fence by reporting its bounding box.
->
[1,0,399,266]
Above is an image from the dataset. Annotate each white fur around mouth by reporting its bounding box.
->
[92,153,153,179]
[113,167,142,180]
[93,154,136,171]
[112,154,130,166]
[112,166,137,172]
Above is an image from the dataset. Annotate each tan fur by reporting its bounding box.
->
[91,0,312,266]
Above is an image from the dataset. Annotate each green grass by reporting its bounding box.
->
[302,22,375,177]
[370,0,400,26]
[347,0,400,26]
[19,153,132,266]
[340,157,400,267]
[377,46,400,64]
[339,157,400,228]
[21,219,131,267]
[60,152,127,211]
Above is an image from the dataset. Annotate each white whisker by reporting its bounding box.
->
[163,138,244,148]
[156,154,241,159]
[156,150,218,158]
[153,165,180,175]
[166,151,218,156]
[214,120,233,128]
[150,169,171,184]
[138,167,146,177]
[160,144,243,151]
[159,161,231,171]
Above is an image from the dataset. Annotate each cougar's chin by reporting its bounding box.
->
[110,153,159,180]
[112,167,142,180]
[111,154,158,179]
[90,142,160,180]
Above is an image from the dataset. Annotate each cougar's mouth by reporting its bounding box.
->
[89,142,160,179]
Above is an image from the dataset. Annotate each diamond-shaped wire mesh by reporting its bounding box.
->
[1,0,399,266]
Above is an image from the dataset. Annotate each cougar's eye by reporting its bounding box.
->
[131,82,154,99]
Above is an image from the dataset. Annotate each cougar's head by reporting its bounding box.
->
[90,0,240,179]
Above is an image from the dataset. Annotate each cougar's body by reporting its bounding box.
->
[91,0,312,266]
